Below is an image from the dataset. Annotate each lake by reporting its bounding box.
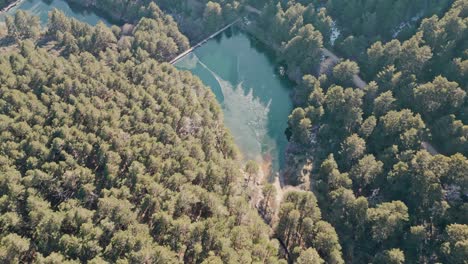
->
[0,0,112,25]
[175,27,294,177]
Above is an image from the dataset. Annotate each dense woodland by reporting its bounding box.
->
[283,0,467,263]
[0,0,467,263]
[328,0,454,56]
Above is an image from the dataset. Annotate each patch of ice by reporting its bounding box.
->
[198,59,275,164]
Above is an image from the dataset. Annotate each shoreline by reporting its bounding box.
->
[0,0,23,15]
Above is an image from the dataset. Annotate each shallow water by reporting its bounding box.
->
[176,27,294,176]
[1,0,112,25]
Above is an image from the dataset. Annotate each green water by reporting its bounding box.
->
[1,0,112,25]
[176,27,294,175]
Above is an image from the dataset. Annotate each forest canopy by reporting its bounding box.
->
[0,9,284,263]
[283,0,467,263]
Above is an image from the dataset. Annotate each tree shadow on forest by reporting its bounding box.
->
[0,34,16,49]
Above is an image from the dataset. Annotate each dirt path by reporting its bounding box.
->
[322,48,367,89]
[245,5,261,15]
[272,171,304,217]
[421,141,439,155]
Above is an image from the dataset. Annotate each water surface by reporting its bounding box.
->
[175,27,294,176]
[1,0,112,25]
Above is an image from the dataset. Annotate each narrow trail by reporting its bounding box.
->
[245,5,261,15]
[273,171,305,220]
[321,48,367,89]
[169,18,241,64]
[421,141,439,155]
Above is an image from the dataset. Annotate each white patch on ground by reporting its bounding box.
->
[392,12,424,38]
[330,20,341,46]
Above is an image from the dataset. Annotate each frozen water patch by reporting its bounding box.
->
[197,59,275,163]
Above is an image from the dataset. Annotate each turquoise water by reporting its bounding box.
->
[1,0,111,25]
[175,27,294,176]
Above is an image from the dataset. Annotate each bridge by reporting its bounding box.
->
[169,18,241,65]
